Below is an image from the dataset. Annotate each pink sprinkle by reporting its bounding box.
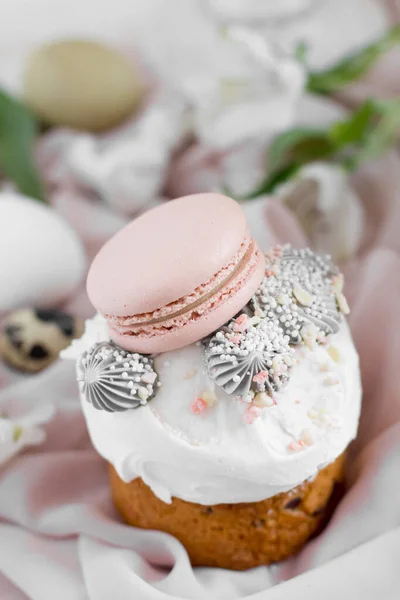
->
[229,335,241,344]
[142,372,157,385]
[191,398,207,414]
[232,321,248,333]
[295,398,301,404]
[252,371,268,384]
[288,441,301,452]
[236,314,247,325]
[298,440,306,448]
[243,405,262,424]
[232,317,249,333]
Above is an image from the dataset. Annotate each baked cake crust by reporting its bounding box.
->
[110,453,346,570]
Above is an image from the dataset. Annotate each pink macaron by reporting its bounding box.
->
[87,193,265,353]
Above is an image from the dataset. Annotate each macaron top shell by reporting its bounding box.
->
[87,193,249,316]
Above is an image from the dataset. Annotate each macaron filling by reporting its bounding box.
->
[106,235,262,340]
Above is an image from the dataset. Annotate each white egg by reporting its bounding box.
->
[0,193,87,311]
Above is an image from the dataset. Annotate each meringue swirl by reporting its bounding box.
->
[203,315,293,399]
[252,245,344,344]
[77,341,158,412]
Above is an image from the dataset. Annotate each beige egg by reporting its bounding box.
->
[23,40,144,131]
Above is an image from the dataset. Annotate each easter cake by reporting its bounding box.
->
[64,193,361,570]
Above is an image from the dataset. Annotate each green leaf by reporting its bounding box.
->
[268,127,335,173]
[308,25,400,95]
[327,98,400,171]
[247,164,300,199]
[348,99,400,169]
[268,127,332,171]
[329,100,376,146]
[246,128,336,198]
[0,89,45,201]
[244,97,400,199]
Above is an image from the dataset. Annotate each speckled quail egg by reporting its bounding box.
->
[0,308,84,373]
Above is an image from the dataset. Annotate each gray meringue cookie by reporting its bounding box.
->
[203,315,294,399]
[252,245,343,343]
[77,341,158,412]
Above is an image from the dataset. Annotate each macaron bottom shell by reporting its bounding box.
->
[107,247,265,354]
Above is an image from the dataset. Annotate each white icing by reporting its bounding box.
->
[65,315,361,505]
